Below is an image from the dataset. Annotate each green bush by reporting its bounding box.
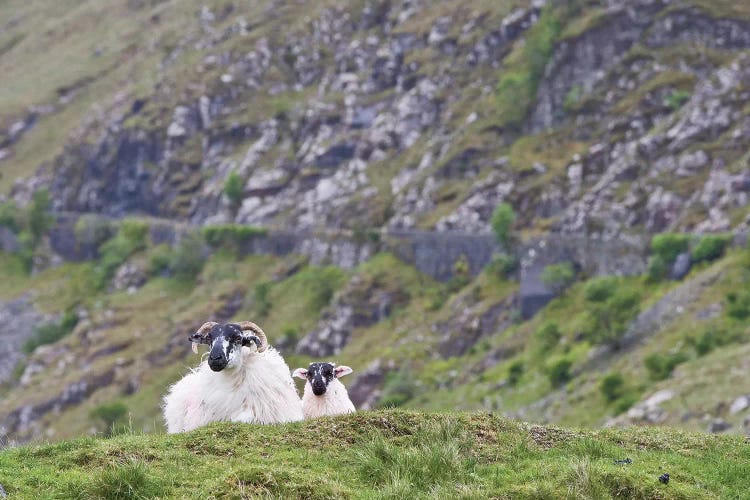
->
[253,282,272,317]
[584,288,640,348]
[495,6,561,129]
[542,262,575,294]
[22,310,79,354]
[147,244,173,276]
[490,203,516,247]
[202,224,266,250]
[74,215,114,251]
[0,200,21,232]
[613,392,640,415]
[535,321,561,352]
[90,402,129,435]
[487,253,518,279]
[647,255,668,282]
[95,220,149,288]
[169,233,206,281]
[664,90,690,110]
[507,360,524,386]
[584,277,617,303]
[726,291,750,320]
[376,370,417,409]
[600,372,625,402]
[650,233,689,263]
[686,327,742,357]
[692,234,731,264]
[27,189,52,244]
[644,351,688,381]
[224,171,244,207]
[547,357,573,388]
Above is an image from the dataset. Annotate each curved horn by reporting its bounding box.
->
[238,321,268,352]
[190,321,219,353]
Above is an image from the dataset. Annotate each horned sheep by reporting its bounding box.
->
[293,362,355,419]
[162,321,303,433]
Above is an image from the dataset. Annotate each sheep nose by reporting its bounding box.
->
[312,383,327,396]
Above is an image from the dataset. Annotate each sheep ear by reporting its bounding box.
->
[334,365,353,378]
[292,368,308,379]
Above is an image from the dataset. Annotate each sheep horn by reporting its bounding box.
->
[238,321,268,352]
[190,321,218,353]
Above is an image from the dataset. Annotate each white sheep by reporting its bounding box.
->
[162,321,303,433]
[292,362,355,419]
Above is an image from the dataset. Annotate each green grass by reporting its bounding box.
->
[1,411,748,499]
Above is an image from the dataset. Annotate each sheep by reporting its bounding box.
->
[162,321,303,433]
[292,362,355,419]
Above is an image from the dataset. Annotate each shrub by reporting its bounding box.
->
[647,255,668,282]
[600,373,625,402]
[169,233,206,281]
[147,244,173,276]
[726,291,750,320]
[495,6,561,129]
[547,357,573,387]
[687,327,743,356]
[664,90,690,110]
[584,277,617,303]
[542,262,575,294]
[507,360,524,386]
[650,233,689,263]
[202,224,266,250]
[487,253,518,279]
[22,310,79,353]
[613,392,640,415]
[224,171,244,207]
[563,85,583,112]
[535,321,561,352]
[74,215,114,251]
[0,200,21,232]
[692,234,731,264]
[377,370,418,409]
[253,282,272,317]
[490,203,516,247]
[644,351,688,381]
[90,402,129,435]
[584,289,640,348]
[21,310,78,354]
[96,220,149,289]
[27,189,52,245]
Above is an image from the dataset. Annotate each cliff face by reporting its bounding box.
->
[2,0,748,238]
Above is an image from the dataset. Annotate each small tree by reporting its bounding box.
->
[28,189,52,245]
[490,202,516,247]
[224,172,244,208]
[600,372,625,402]
[534,321,561,352]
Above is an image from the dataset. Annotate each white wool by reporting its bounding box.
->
[162,346,303,433]
[301,378,355,419]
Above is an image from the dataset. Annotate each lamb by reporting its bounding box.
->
[162,321,303,433]
[292,362,355,419]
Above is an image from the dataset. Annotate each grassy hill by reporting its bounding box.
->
[1,410,748,499]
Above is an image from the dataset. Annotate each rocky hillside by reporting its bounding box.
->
[1,0,750,445]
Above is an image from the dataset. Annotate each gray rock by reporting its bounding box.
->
[729,395,750,415]
[707,418,732,433]
[0,483,6,498]
[670,252,692,280]
[0,297,48,385]
[112,262,147,292]
[0,226,19,253]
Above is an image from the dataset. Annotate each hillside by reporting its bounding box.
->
[1,0,750,446]
[1,411,749,499]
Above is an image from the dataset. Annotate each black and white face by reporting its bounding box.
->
[189,323,261,372]
[293,362,353,396]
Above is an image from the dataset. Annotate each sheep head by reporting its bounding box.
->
[189,321,268,372]
[293,362,353,396]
